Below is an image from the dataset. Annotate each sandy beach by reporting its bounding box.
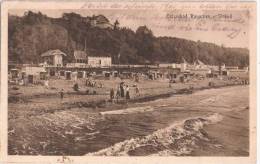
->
[8,77,243,119]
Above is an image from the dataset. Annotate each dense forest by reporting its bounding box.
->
[8,11,249,67]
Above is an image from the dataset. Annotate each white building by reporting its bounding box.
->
[158,63,177,68]
[88,56,112,67]
[158,57,188,72]
[66,50,88,68]
[159,63,187,71]
[74,51,87,63]
[41,49,66,67]
[67,50,112,68]
[190,68,211,76]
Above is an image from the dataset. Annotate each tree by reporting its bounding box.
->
[119,43,138,64]
[135,26,155,60]
[114,20,119,30]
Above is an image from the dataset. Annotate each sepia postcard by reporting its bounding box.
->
[0,1,257,164]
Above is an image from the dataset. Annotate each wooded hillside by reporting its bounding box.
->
[8,11,249,66]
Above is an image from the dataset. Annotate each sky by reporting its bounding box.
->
[9,9,250,48]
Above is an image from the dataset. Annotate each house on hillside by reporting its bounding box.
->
[41,49,66,67]
[90,15,113,29]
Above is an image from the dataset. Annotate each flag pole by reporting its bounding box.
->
[118,44,122,75]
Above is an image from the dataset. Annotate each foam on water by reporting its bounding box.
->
[199,97,218,104]
[100,106,155,115]
[149,148,192,156]
[74,131,100,141]
[100,105,185,115]
[86,113,223,156]
[206,113,223,124]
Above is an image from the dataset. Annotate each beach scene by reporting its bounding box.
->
[7,7,250,156]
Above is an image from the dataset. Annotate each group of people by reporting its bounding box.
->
[110,84,130,102]
[59,81,141,103]
[85,79,103,88]
[110,82,140,102]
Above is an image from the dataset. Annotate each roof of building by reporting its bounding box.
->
[88,56,111,59]
[41,49,67,57]
[92,15,110,24]
[182,57,188,64]
[193,59,205,65]
[74,50,87,60]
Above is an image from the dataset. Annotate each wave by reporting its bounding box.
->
[86,113,223,156]
[100,105,185,115]
[74,131,100,141]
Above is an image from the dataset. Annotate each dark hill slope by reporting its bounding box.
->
[8,11,249,66]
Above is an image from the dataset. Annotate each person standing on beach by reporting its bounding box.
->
[60,89,64,100]
[110,88,115,101]
[73,83,79,91]
[126,85,130,100]
[120,83,124,97]
[135,85,140,96]
[44,79,49,89]
[116,86,120,102]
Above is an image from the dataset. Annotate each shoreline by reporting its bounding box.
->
[8,83,248,120]
[8,81,246,103]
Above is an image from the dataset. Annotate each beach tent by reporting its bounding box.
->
[49,69,56,76]
[40,72,48,80]
[10,69,19,79]
[77,71,84,78]
[28,75,34,84]
[82,71,87,78]
[102,71,111,78]
[59,70,65,76]
[112,71,118,77]
[65,71,72,80]
[72,72,78,81]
